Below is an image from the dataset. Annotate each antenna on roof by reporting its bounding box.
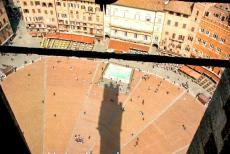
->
[163,0,169,5]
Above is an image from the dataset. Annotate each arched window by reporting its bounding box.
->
[0,21,2,29]
[42,2,46,7]
[56,2,61,6]
[48,3,53,7]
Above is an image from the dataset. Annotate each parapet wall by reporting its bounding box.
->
[187,68,230,154]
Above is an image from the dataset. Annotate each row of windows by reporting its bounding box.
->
[113,30,149,40]
[23,9,54,15]
[59,20,102,28]
[197,38,222,54]
[23,9,100,23]
[57,12,100,22]
[56,1,100,12]
[0,18,7,29]
[23,1,101,13]
[23,1,53,7]
[166,20,188,29]
[69,26,102,33]
[111,9,160,23]
[205,11,229,22]
[165,31,193,42]
[168,11,189,18]
[25,16,51,22]
[169,33,185,41]
[200,28,226,43]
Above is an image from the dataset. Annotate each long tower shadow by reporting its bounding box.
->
[98,82,123,154]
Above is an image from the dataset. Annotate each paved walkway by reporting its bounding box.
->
[108,59,210,97]
[10,19,42,48]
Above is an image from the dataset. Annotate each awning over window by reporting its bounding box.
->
[45,33,95,44]
[179,66,202,80]
[108,39,149,53]
[188,65,220,83]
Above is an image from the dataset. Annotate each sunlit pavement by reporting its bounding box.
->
[10,19,42,48]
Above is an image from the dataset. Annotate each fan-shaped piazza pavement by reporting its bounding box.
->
[1,57,206,154]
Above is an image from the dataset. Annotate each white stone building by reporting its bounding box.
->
[104,0,165,47]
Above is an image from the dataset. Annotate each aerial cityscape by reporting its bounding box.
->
[0,0,229,154]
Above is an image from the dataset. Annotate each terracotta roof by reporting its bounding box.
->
[45,33,95,44]
[163,1,194,15]
[188,65,220,83]
[114,0,164,12]
[108,39,149,53]
[179,66,202,80]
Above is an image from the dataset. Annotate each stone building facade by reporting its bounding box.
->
[192,3,230,75]
[187,68,230,154]
[104,0,165,47]
[20,0,104,40]
[160,2,209,57]
[0,0,14,45]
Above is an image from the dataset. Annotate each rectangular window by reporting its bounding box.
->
[134,33,137,38]
[172,33,176,39]
[30,1,33,6]
[213,33,218,39]
[23,9,29,13]
[38,9,41,13]
[196,11,199,16]
[220,38,225,44]
[176,13,180,16]
[35,1,40,6]
[145,15,151,22]
[182,24,186,28]
[217,48,221,53]
[188,36,193,41]
[135,14,140,20]
[167,20,171,25]
[210,44,214,49]
[204,11,209,17]
[62,14,67,18]
[144,35,148,40]
[191,27,195,32]
[3,18,6,24]
[203,40,207,46]
[44,10,48,14]
[124,32,127,36]
[50,10,53,15]
[32,9,35,13]
[178,35,185,41]
[175,22,178,27]
[183,14,189,18]
[165,31,169,35]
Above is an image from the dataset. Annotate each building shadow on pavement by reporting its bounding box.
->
[98,82,123,154]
